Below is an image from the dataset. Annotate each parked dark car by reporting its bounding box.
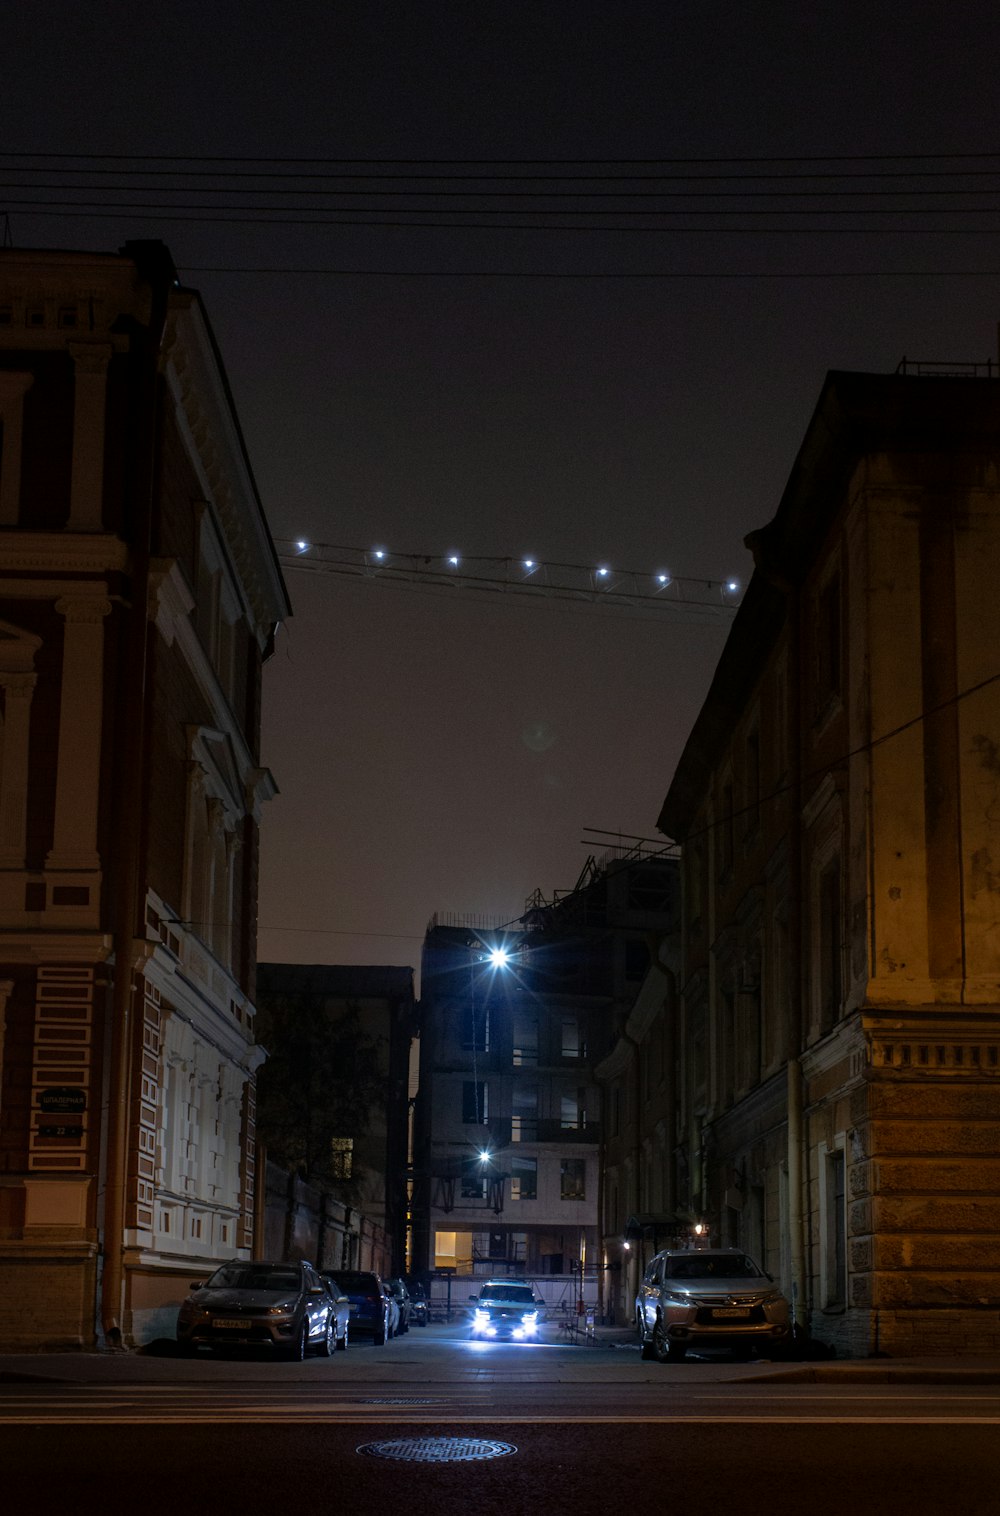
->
[325,1269,393,1345]
[635,1248,791,1362]
[407,1282,429,1326]
[176,1259,342,1359]
[384,1278,411,1333]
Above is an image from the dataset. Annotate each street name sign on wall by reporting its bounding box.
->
[38,1088,87,1113]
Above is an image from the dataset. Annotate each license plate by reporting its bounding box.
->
[712,1307,751,1319]
[212,1318,252,1329]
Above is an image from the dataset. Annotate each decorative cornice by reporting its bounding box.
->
[0,534,128,575]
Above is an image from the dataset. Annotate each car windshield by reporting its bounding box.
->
[664,1254,763,1280]
[335,1272,380,1292]
[479,1285,536,1304]
[206,1265,301,1292]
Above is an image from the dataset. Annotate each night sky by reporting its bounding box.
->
[5,2,1000,974]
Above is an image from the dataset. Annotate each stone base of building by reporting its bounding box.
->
[0,1234,99,1350]
[808,1304,1000,1359]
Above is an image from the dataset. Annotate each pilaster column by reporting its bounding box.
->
[0,372,34,525]
[46,596,112,872]
[67,343,112,531]
[0,672,37,867]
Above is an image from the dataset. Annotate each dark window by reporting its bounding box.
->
[462,1080,488,1124]
[460,1159,488,1200]
[817,571,842,709]
[461,1005,489,1051]
[745,729,760,834]
[511,1156,537,1200]
[560,1158,586,1201]
[827,1150,847,1306]
[819,854,843,1032]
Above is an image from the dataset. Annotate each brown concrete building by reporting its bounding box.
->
[0,243,290,1348]
[657,367,1000,1356]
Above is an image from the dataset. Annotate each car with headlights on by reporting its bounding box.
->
[325,1269,394,1345]
[469,1280,543,1341]
[635,1248,791,1362]
[177,1259,343,1359]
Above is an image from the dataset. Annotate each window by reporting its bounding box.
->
[819,854,843,1033]
[461,1005,489,1051]
[330,1137,353,1179]
[561,1016,582,1059]
[462,1080,488,1124]
[816,569,842,713]
[512,1009,538,1066]
[721,779,735,872]
[745,728,761,835]
[460,1158,488,1200]
[560,1158,586,1201]
[510,1156,537,1201]
[511,1084,537,1143]
[823,1148,847,1307]
[561,1090,585,1130]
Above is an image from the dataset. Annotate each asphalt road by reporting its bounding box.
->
[3,1323,998,1515]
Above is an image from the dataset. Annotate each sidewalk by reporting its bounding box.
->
[564,1322,1000,1381]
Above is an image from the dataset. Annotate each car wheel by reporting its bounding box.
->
[287,1321,309,1361]
[336,1319,348,1351]
[651,1316,673,1364]
[319,1314,335,1357]
[638,1312,657,1361]
[373,1322,386,1346]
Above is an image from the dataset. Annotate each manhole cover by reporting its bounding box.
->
[358,1436,516,1463]
[355,1398,446,1406]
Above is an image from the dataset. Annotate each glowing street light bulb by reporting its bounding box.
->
[523,559,535,570]
[488,947,510,968]
[656,573,670,585]
[596,566,610,578]
[479,1149,491,1165]
[373,548,386,560]
[295,540,309,553]
[447,555,460,567]
[727,580,739,593]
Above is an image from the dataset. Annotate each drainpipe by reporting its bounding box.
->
[787,1057,806,1330]
[100,242,174,1349]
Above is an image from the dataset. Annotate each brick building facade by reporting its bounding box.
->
[0,243,289,1348]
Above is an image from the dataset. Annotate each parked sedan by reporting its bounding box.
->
[319,1274,352,1351]
[384,1278,411,1333]
[407,1282,429,1327]
[325,1269,394,1345]
[635,1248,791,1362]
[177,1259,342,1359]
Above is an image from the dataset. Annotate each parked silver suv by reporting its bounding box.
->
[635,1248,790,1362]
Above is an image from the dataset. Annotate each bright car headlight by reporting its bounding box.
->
[474,1308,490,1323]
[523,1311,538,1324]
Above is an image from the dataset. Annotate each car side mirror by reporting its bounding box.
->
[337,1295,349,1304]
[190,1282,203,1291]
[310,1286,326,1295]
[468,1294,478,1302]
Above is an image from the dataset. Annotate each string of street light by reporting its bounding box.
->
[275,539,742,617]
